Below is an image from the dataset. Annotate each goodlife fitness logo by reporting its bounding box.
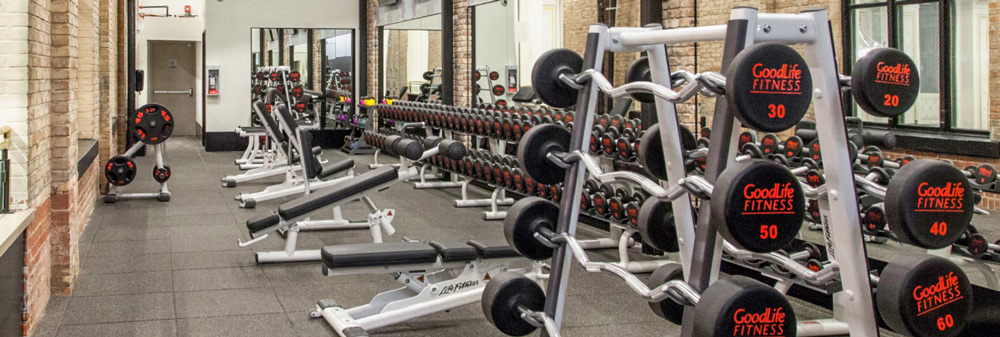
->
[916,182,965,212]
[750,64,804,95]
[731,307,788,336]
[912,272,964,316]
[875,62,912,86]
[742,183,797,215]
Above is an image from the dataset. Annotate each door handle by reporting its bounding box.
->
[153,88,193,97]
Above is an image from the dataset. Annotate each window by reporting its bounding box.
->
[844,0,990,134]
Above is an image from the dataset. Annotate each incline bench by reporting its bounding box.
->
[241,166,401,263]
[311,240,537,337]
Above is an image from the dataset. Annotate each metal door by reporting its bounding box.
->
[149,41,197,136]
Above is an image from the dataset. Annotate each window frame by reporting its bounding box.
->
[842,0,991,137]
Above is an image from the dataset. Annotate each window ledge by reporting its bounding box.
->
[0,209,34,256]
[890,132,1000,158]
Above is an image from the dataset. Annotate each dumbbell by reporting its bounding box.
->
[589,125,605,154]
[961,233,1000,259]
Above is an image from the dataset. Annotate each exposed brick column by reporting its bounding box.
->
[312,29,323,91]
[98,0,119,191]
[25,0,54,334]
[78,0,98,140]
[282,29,290,67]
[49,0,82,295]
[452,0,472,107]
[366,0,378,97]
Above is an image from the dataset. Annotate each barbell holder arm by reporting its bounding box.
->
[560,69,719,104]
[722,242,840,285]
[518,307,562,337]
[678,176,715,199]
[555,231,701,306]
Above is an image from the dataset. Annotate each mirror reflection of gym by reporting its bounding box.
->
[251,28,355,130]
[381,15,442,101]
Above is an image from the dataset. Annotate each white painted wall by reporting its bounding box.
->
[135,0,206,129]
[204,0,361,132]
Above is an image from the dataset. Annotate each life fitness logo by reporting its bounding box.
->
[916,182,965,212]
[875,62,912,86]
[742,183,797,215]
[731,307,787,336]
[912,272,963,318]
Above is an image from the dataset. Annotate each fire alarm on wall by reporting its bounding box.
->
[184,5,191,16]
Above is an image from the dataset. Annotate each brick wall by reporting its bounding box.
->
[25,0,53,332]
[50,0,82,295]
[77,0,99,140]
[366,0,378,97]
[561,0,596,56]
[453,0,472,107]
[98,0,118,191]
[383,30,407,96]
[427,31,442,73]
[14,0,117,334]
[312,29,322,92]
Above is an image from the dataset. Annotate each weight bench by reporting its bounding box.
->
[240,166,402,263]
[222,101,310,186]
[310,240,541,337]
[235,104,351,208]
[235,126,268,167]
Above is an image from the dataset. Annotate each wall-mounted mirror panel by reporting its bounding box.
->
[250,28,354,130]
[382,15,442,101]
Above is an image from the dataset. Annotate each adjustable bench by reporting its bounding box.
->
[235,126,268,167]
[310,240,538,337]
[234,105,353,208]
[240,166,402,263]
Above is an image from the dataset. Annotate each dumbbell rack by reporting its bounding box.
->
[525,9,882,337]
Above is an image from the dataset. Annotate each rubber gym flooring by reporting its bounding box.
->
[31,136,936,336]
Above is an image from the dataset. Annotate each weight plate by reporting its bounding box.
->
[852,48,920,117]
[489,71,500,81]
[646,263,686,324]
[782,136,803,158]
[638,124,695,181]
[105,155,137,186]
[975,164,997,185]
[862,205,887,233]
[625,56,654,103]
[695,276,796,337]
[152,165,171,183]
[492,85,506,96]
[504,197,558,260]
[422,71,434,81]
[885,160,973,249]
[737,131,757,150]
[726,42,812,132]
[131,104,174,145]
[876,254,972,337]
[712,160,805,253]
[760,133,779,155]
[531,49,583,108]
[637,198,680,252]
[482,272,545,336]
[289,71,301,82]
[517,124,571,185]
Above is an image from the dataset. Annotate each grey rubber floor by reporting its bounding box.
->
[32,136,911,336]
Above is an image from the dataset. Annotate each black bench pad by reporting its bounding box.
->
[468,241,521,259]
[318,159,354,179]
[429,241,478,262]
[278,166,398,220]
[240,126,267,134]
[322,242,439,269]
[246,213,280,234]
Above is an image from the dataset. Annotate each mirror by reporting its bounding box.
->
[382,15,442,101]
[251,28,355,130]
